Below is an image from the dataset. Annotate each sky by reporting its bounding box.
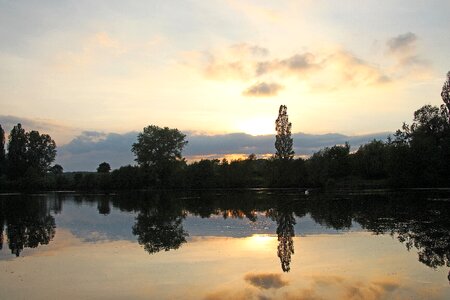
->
[1,1,449,170]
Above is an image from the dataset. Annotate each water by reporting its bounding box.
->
[0,189,449,299]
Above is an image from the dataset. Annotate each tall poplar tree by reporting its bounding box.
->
[7,123,28,179]
[275,105,294,160]
[442,71,450,120]
[0,125,5,175]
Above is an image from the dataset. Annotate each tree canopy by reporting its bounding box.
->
[275,105,294,160]
[97,162,111,173]
[132,125,188,168]
[6,124,56,180]
[442,71,450,117]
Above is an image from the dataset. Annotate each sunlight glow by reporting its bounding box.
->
[238,118,275,136]
[246,234,275,249]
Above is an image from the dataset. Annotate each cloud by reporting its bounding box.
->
[54,129,390,171]
[387,32,417,53]
[243,82,284,97]
[230,43,269,57]
[324,51,391,88]
[56,131,137,171]
[385,32,430,74]
[244,273,289,289]
[197,45,390,95]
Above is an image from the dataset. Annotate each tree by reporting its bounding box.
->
[0,125,5,176]
[97,162,111,173]
[132,125,188,168]
[275,105,294,160]
[26,130,56,175]
[442,71,450,119]
[6,124,56,180]
[49,164,64,175]
[7,124,28,179]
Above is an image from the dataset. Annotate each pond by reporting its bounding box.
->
[0,189,449,299]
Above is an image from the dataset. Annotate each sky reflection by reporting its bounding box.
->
[1,190,450,299]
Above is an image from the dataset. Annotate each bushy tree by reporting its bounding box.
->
[132,125,188,167]
[6,124,56,180]
[387,105,450,186]
[353,140,388,179]
[275,105,294,160]
[306,143,351,186]
[132,125,188,186]
[7,124,28,179]
[97,162,111,173]
[26,130,56,175]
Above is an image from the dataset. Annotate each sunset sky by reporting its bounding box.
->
[1,1,450,169]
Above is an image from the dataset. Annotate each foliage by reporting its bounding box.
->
[97,162,111,173]
[353,140,388,179]
[132,125,188,168]
[0,125,5,176]
[5,124,56,181]
[49,164,64,175]
[442,71,450,116]
[306,143,351,186]
[6,124,28,179]
[26,130,57,175]
[275,105,294,160]
[387,104,450,186]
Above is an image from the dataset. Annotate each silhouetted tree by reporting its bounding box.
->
[306,143,351,186]
[132,125,188,167]
[442,71,450,118]
[0,125,5,176]
[49,164,64,175]
[275,105,294,160]
[6,124,28,179]
[26,130,56,175]
[387,105,450,186]
[132,125,188,186]
[97,162,111,173]
[353,140,388,179]
[6,124,56,181]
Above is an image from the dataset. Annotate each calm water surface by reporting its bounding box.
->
[0,189,449,299]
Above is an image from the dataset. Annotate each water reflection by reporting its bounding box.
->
[132,194,188,254]
[1,190,450,274]
[267,207,296,272]
[0,196,56,256]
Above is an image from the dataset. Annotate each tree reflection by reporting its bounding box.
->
[267,205,296,272]
[1,197,56,256]
[132,194,188,254]
[97,197,111,215]
[0,212,4,250]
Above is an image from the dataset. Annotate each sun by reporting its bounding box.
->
[238,118,275,136]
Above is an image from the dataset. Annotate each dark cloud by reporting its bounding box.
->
[387,32,417,53]
[244,273,288,289]
[386,32,429,71]
[279,53,318,73]
[55,130,390,171]
[57,131,137,171]
[242,82,284,97]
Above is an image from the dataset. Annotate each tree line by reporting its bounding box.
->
[1,72,449,191]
